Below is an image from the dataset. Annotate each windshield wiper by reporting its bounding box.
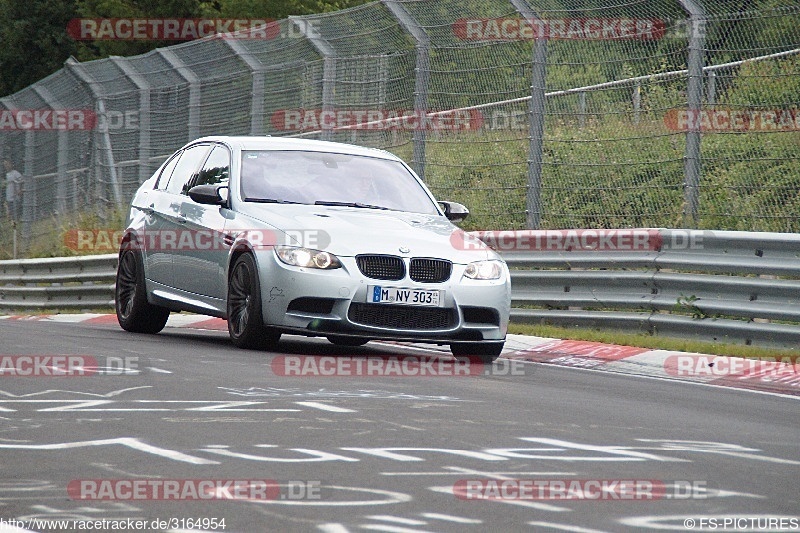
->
[244,197,304,204]
[314,200,392,211]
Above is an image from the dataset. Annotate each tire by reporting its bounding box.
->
[115,248,170,334]
[450,341,504,364]
[227,253,281,350]
[326,335,370,347]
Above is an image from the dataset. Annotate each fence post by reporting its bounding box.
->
[510,0,546,229]
[291,17,337,142]
[223,39,266,135]
[65,58,123,208]
[110,57,152,184]
[157,49,201,142]
[678,0,707,226]
[706,70,716,105]
[31,85,68,215]
[382,1,430,180]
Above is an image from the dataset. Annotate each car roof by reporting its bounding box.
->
[185,136,399,161]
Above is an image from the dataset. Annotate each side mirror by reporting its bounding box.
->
[439,201,469,223]
[189,184,228,206]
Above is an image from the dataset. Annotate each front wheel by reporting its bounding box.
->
[115,248,170,333]
[227,253,281,350]
[450,341,504,364]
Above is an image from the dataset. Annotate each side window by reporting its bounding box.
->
[183,145,230,195]
[166,144,210,195]
[155,151,182,190]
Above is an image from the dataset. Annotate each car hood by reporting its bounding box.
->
[232,203,495,264]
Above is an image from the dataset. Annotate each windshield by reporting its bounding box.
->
[239,150,440,215]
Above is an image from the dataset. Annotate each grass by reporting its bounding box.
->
[509,323,799,359]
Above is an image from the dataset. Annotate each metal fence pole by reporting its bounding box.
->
[382,1,430,180]
[678,0,707,226]
[31,85,68,215]
[110,57,152,184]
[510,0,546,229]
[223,39,266,135]
[157,49,201,142]
[65,58,123,207]
[291,17,337,142]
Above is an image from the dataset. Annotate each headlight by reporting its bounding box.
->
[463,259,504,280]
[275,246,341,269]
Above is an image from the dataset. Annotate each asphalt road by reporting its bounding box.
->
[0,318,798,533]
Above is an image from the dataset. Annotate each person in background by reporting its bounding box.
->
[3,158,22,220]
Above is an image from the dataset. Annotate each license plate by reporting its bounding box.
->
[369,286,441,306]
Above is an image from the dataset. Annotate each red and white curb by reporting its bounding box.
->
[1,313,798,397]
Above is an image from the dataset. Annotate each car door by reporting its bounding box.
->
[158,143,212,289]
[171,143,232,300]
[139,150,182,288]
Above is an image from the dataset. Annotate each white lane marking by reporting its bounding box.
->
[0,437,218,465]
[427,485,570,512]
[38,400,112,412]
[317,525,351,533]
[635,439,800,465]
[148,367,173,374]
[340,448,507,462]
[0,400,302,412]
[0,386,152,398]
[295,401,357,413]
[528,522,610,532]
[382,470,573,477]
[251,485,412,506]
[420,513,482,524]
[201,445,360,463]
[366,516,427,525]
[185,401,281,411]
[515,437,687,462]
[360,527,435,533]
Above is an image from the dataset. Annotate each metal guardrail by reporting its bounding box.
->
[503,229,800,350]
[1,230,799,349]
[0,254,117,310]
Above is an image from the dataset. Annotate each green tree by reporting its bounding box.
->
[0,0,78,96]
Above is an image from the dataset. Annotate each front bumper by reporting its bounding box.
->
[255,252,510,344]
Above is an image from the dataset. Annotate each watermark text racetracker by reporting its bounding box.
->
[1,518,227,532]
[65,228,330,252]
[271,355,528,377]
[454,479,711,501]
[452,229,708,252]
[453,18,666,41]
[0,355,141,376]
[0,109,138,131]
[67,479,321,501]
[67,18,319,41]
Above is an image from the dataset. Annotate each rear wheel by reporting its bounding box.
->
[115,248,170,333]
[327,335,370,347]
[450,341,504,364]
[227,253,281,350]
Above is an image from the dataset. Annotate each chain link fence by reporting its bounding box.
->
[1,0,798,258]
